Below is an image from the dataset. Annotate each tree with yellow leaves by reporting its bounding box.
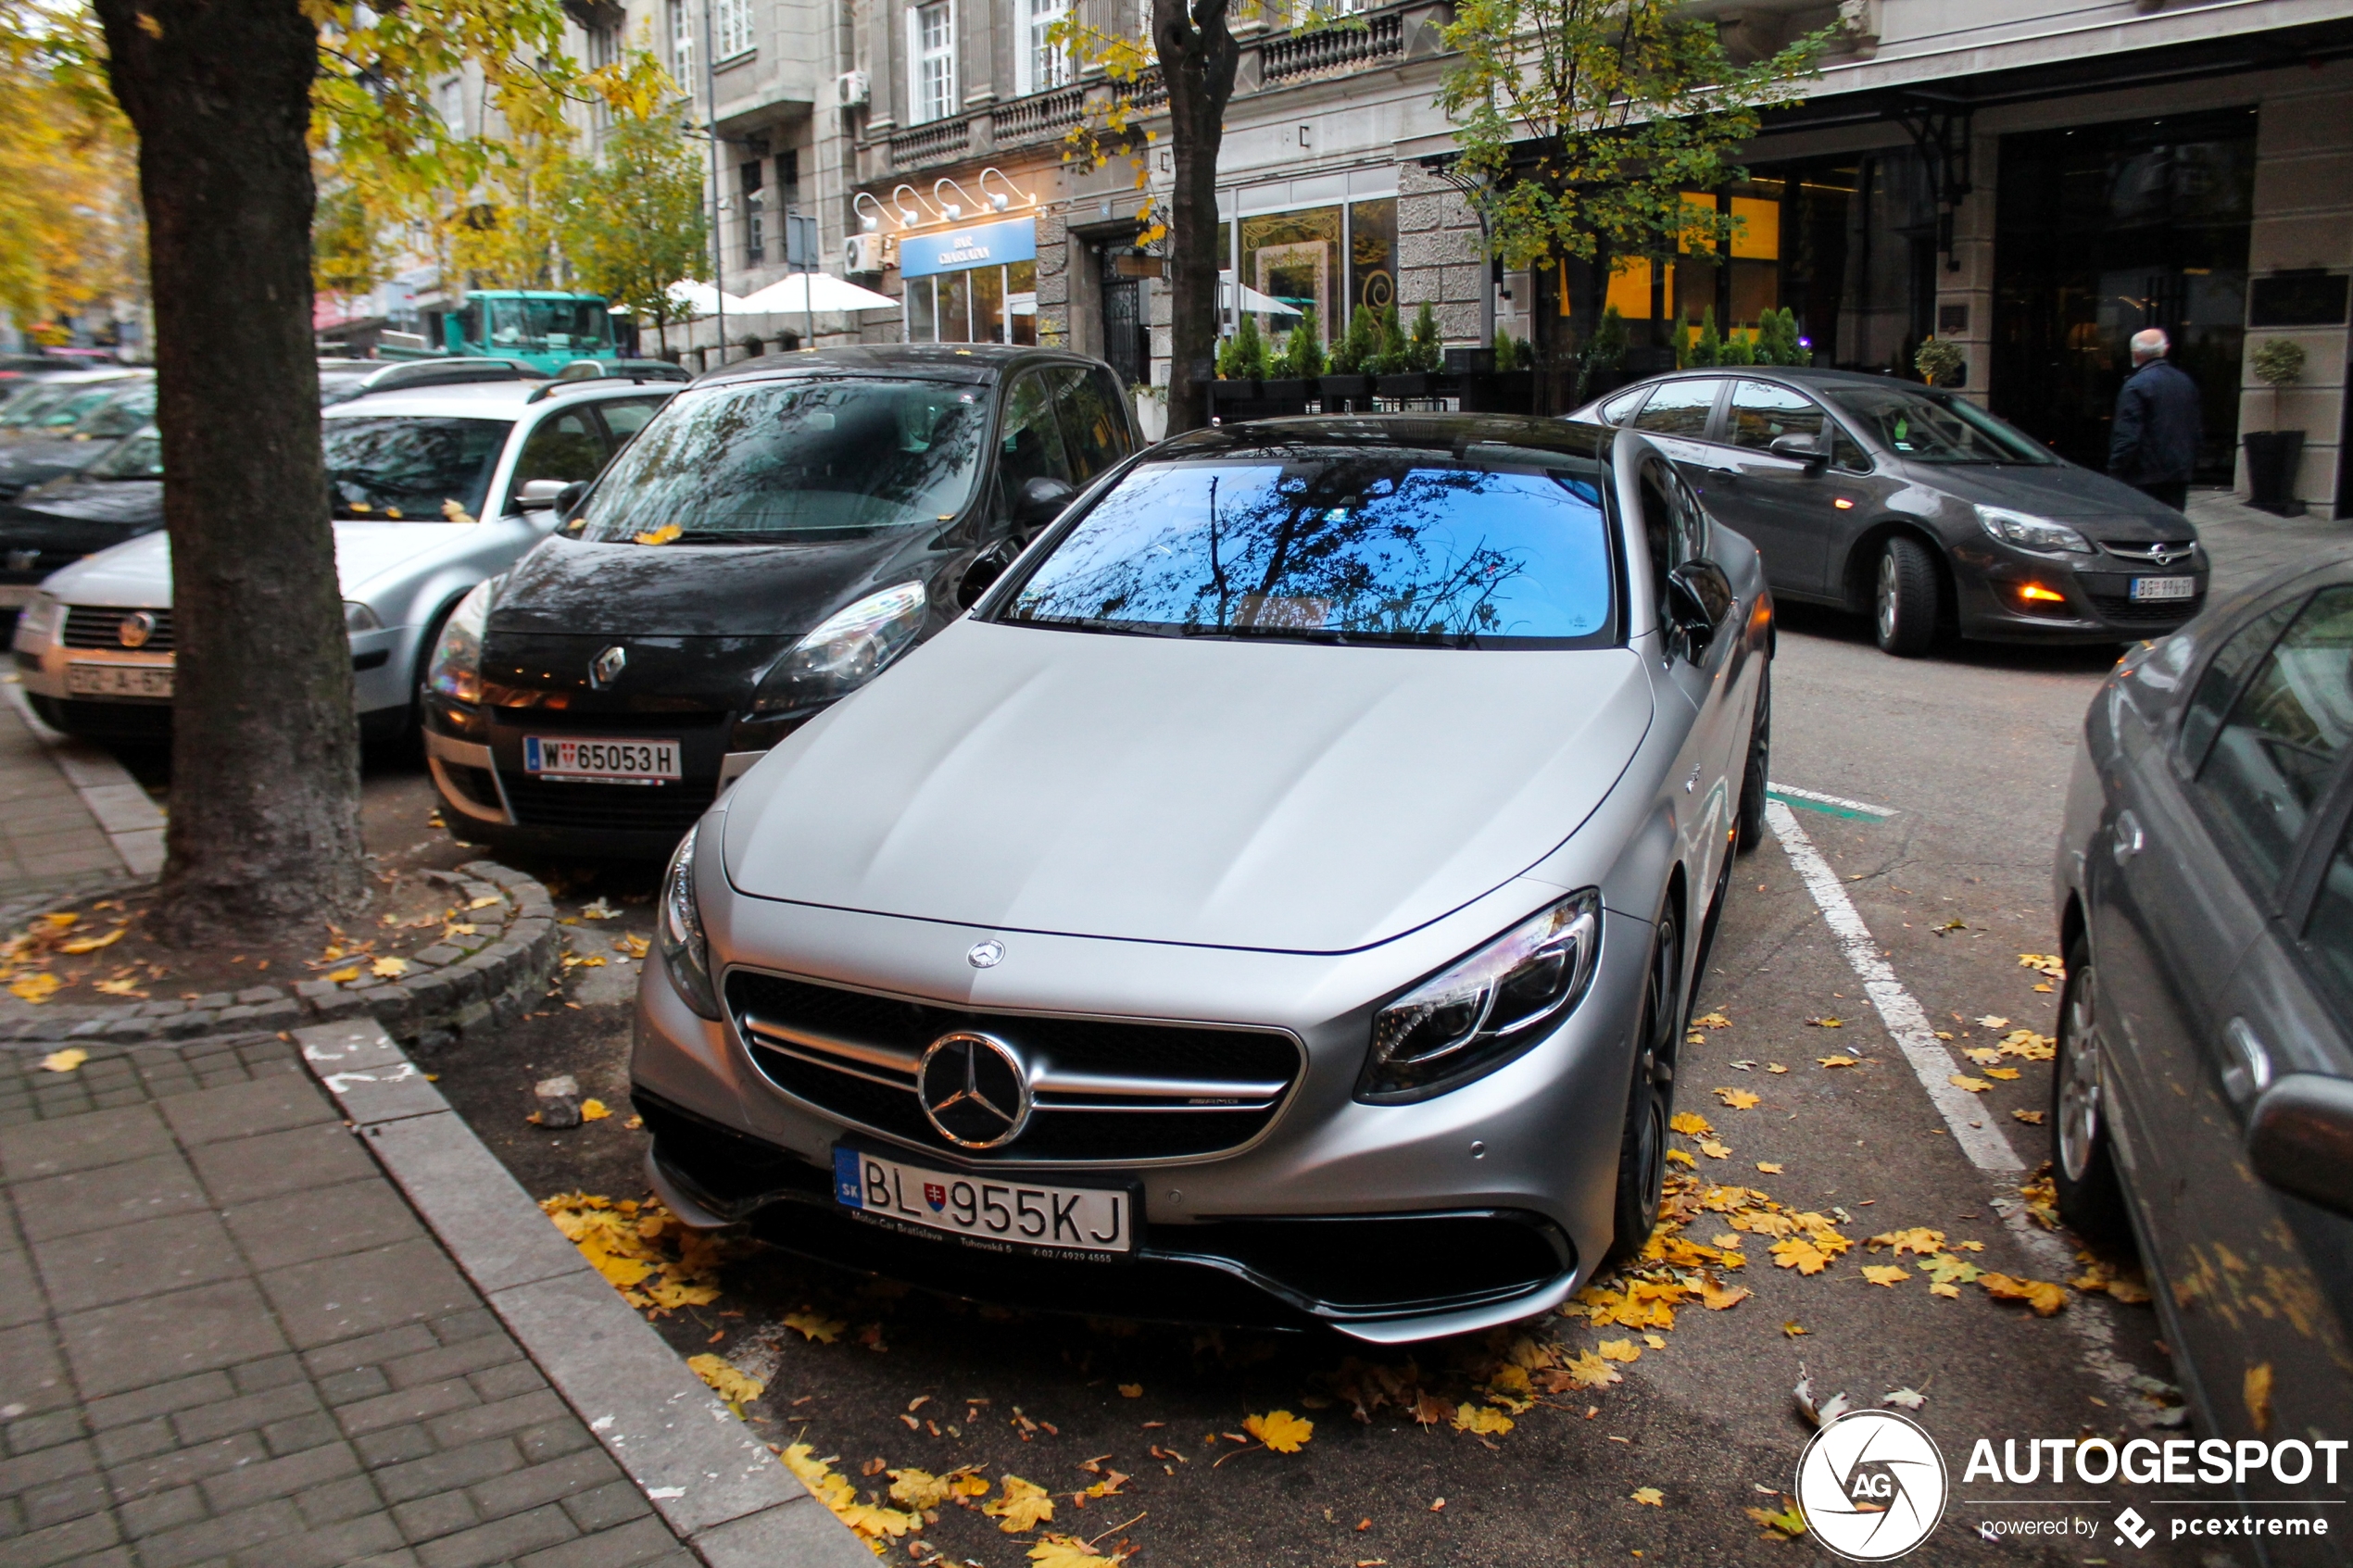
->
[0,5,143,342]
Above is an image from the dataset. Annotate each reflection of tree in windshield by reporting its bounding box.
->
[1009,458,1614,646]
[323,417,510,521]
[580,379,988,541]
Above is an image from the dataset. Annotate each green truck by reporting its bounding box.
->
[381,290,621,375]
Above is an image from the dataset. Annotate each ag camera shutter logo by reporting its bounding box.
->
[1797,1410,1950,1561]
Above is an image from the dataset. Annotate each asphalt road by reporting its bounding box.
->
[325,597,2239,1568]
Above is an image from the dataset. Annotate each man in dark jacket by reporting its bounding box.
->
[2108,328,2202,511]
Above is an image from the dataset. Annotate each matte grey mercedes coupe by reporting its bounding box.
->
[630,414,1773,1342]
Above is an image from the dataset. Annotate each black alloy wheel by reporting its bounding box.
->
[1608,905,1685,1263]
[1736,665,1770,854]
[1874,534,1941,658]
[2051,933,2130,1242]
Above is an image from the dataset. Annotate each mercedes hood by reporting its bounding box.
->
[722,618,1655,954]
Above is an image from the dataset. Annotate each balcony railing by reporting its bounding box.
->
[994,84,1087,147]
[1261,10,1403,82]
[889,116,973,169]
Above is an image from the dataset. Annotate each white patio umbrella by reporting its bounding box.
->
[1218,272,1303,319]
[734,272,900,315]
[662,280,752,320]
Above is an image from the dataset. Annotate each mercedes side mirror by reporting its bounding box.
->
[1664,567,1718,656]
[516,478,571,512]
[956,539,1021,610]
[1013,475,1076,533]
[2247,1073,2353,1221]
[1768,434,1828,472]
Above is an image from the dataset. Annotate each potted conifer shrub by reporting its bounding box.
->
[1318,305,1378,409]
[1211,315,1271,419]
[1377,302,1441,400]
[2244,337,2308,516]
[1261,305,1320,413]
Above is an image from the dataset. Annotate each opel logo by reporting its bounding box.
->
[967,940,1003,969]
[2136,543,2191,567]
[915,1031,1031,1148]
[590,645,627,686]
[118,611,156,650]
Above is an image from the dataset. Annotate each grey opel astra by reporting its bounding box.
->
[630,415,1772,1342]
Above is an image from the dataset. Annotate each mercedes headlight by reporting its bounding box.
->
[1976,506,2092,555]
[1359,889,1604,1103]
[425,577,497,705]
[751,583,926,714]
[659,821,721,1020]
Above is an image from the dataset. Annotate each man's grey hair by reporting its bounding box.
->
[2131,328,2170,361]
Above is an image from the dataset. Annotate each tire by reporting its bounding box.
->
[1735,665,1770,854]
[1873,534,1942,658]
[2051,933,2131,1244]
[1607,906,1685,1265]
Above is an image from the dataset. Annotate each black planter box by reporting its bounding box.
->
[1458,370,1535,415]
[2243,430,2307,515]
[1375,372,1434,401]
[1315,373,1374,410]
[1444,347,1497,376]
[1257,378,1314,414]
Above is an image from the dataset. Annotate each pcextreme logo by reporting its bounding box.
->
[1796,1410,1949,1562]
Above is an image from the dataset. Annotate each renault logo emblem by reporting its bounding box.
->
[916,1031,1031,1148]
[590,645,627,686]
[118,611,156,650]
[967,940,1003,969]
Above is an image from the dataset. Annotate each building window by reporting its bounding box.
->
[909,1,956,125]
[668,0,697,84]
[1017,0,1067,97]
[586,21,619,68]
[715,0,755,61]
[742,160,766,266]
[437,79,465,136]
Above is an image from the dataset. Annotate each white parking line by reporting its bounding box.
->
[1766,781,1896,819]
[1765,798,2151,1418]
[1766,799,2022,1173]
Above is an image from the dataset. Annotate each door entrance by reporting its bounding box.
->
[1100,249,1146,390]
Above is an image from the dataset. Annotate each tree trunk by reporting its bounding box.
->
[1155,0,1239,437]
[93,0,370,942]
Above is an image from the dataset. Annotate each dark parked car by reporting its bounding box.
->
[0,424,162,615]
[2053,552,2353,1531]
[1570,368,2208,656]
[421,345,1141,858]
[0,374,154,504]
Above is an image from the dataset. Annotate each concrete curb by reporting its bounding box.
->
[2,859,563,1048]
[294,1018,874,1568]
[5,676,166,875]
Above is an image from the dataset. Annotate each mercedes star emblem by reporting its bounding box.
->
[915,1031,1031,1148]
[967,940,1004,969]
[590,645,627,686]
[118,610,156,650]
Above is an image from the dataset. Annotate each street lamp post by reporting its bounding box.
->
[702,0,725,364]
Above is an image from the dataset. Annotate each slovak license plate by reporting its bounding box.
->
[833,1147,1135,1258]
[522,735,680,782]
[67,661,172,698]
[2130,576,2196,602]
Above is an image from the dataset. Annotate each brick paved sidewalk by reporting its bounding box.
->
[2186,485,2348,598]
[0,1035,695,1568]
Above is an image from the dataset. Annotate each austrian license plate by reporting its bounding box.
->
[66,661,171,698]
[832,1147,1136,1259]
[2130,575,2196,602]
[522,735,680,782]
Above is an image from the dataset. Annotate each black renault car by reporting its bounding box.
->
[1570,368,2208,656]
[421,345,1139,858]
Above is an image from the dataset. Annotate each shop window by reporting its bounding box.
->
[1347,198,1395,323]
[1239,206,1340,338]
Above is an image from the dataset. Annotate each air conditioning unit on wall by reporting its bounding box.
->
[845,232,887,274]
[835,69,870,107]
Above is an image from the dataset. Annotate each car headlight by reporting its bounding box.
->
[426,577,498,705]
[344,601,382,633]
[1359,889,1603,1103]
[1976,506,2092,555]
[13,593,62,648]
[658,821,722,1020]
[750,583,926,714]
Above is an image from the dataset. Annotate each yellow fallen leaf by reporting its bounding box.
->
[1630,1486,1664,1507]
[1807,1016,1844,1028]
[1452,1403,1513,1435]
[1669,1110,1713,1137]
[614,933,650,960]
[783,1310,846,1343]
[1755,1161,1783,1173]
[1714,1087,1760,1110]
[2034,982,2054,992]
[686,1352,763,1405]
[1770,1237,1833,1275]
[326,965,362,983]
[1949,1073,1992,1093]
[40,1047,87,1073]
[371,956,409,978]
[1559,1349,1621,1388]
[2019,953,2066,977]
[1699,1139,1731,1160]
[634,521,684,546]
[2246,1363,2273,1432]
[94,978,142,997]
[43,911,78,929]
[1665,1148,1696,1169]
[781,1445,919,1548]
[2000,1029,2057,1061]
[1980,1272,2067,1316]
[1748,1499,1807,1538]
[1983,1066,2020,1081]
[59,927,124,954]
[2012,1109,2045,1124]
[1244,1410,1313,1453]
[1930,1282,1961,1298]
[1028,1535,1128,1568]
[1701,1281,1751,1311]
[984,1474,1056,1533]
[10,973,59,1003]
[1118,1383,1142,1398]
[1782,1320,1807,1337]
[1861,1265,1909,1287]
[1817,1055,1858,1069]
[887,1467,959,1510]
[469,894,502,909]
[1963,1047,2004,1065]
[1692,1011,1730,1029]
[1978,1015,2009,1028]
[1766,1062,1789,1074]
[580,1099,612,1121]
[1597,1338,1641,1362]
